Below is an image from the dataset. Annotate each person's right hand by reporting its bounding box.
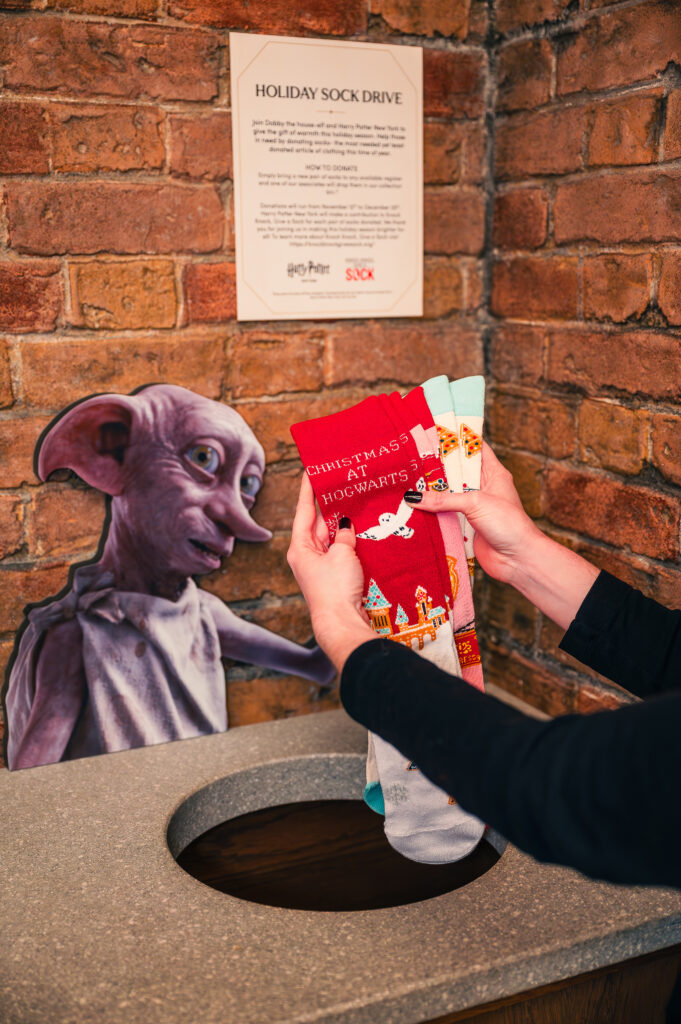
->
[408,441,540,586]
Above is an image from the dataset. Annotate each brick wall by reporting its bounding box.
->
[0,0,489,741]
[484,0,681,715]
[0,0,679,748]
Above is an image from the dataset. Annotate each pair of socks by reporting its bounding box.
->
[291,385,487,864]
[422,375,485,572]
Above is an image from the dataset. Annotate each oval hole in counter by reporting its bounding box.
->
[175,798,500,912]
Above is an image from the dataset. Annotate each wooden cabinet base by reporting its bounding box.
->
[427,944,681,1024]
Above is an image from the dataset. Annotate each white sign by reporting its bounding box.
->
[230,33,423,321]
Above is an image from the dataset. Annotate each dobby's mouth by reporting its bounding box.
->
[189,538,224,558]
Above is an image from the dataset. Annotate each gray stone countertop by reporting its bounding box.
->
[2,708,681,1024]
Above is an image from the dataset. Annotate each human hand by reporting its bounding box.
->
[407,441,541,586]
[287,474,376,671]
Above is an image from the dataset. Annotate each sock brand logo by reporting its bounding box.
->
[345,266,375,281]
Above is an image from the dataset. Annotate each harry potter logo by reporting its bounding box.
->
[287,261,330,278]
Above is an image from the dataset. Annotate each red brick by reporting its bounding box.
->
[487,391,575,458]
[0,341,12,409]
[0,17,219,101]
[558,534,681,614]
[28,484,105,558]
[0,417,51,487]
[496,449,543,518]
[242,595,314,646]
[583,254,652,323]
[0,562,70,634]
[491,256,578,320]
[201,534,297,603]
[651,413,681,488]
[69,260,177,330]
[424,257,464,318]
[47,0,158,15]
[496,0,573,34]
[577,399,649,476]
[235,390,372,464]
[423,49,485,119]
[51,103,164,174]
[252,464,304,534]
[665,91,681,161]
[546,529,672,605]
[6,182,223,256]
[588,92,662,168]
[573,682,632,712]
[554,169,681,244]
[424,123,464,185]
[229,330,324,399]
[546,328,681,401]
[462,124,486,185]
[497,38,552,113]
[0,101,49,174]
[490,324,545,385]
[0,261,63,333]
[19,332,225,409]
[492,189,548,249]
[227,675,340,729]
[544,465,679,560]
[484,643,576,716]
[324,321,483,387]
[496,106,585,180]
[372,0,470,38]
[167,0,366,34]
[169,112,232,181]
[557,1,681,97]
[0,494,24,560]
[424,189,485,255]
[464,260,484,311]
[183,262,235,324]
[467,0,488,40]
[485,576,537,646]
[658,253,681,325]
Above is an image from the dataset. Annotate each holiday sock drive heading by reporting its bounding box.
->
[291,375,488,865]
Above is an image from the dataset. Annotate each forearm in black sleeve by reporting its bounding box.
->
[341,638,681,889]
[559,570,681,698]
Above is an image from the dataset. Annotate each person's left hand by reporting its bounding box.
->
[287,474,375,671]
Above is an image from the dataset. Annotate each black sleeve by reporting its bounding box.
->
[341,638,681,889]
[559,570,681,698]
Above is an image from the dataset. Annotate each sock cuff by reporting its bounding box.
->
[421,375,453,416]
[450,375,485,418]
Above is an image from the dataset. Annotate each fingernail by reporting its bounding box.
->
[403,491,422,504]
[338,516,351,530]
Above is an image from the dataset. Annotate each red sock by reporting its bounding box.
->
[291,397,452,640]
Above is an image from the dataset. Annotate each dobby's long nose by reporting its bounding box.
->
[206,494,272,543]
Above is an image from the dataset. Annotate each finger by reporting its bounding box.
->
[406,489,476,514]
[291,472,318,543]
[480,440,504,483]
[314,509,330,549]
[333,515,357,549]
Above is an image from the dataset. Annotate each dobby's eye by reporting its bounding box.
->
[240,474,262,497]
[186,444,220,475]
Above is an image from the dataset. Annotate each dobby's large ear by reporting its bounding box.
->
[37,394,139,496]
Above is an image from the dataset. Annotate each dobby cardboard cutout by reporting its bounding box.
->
[3,384,334,771]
